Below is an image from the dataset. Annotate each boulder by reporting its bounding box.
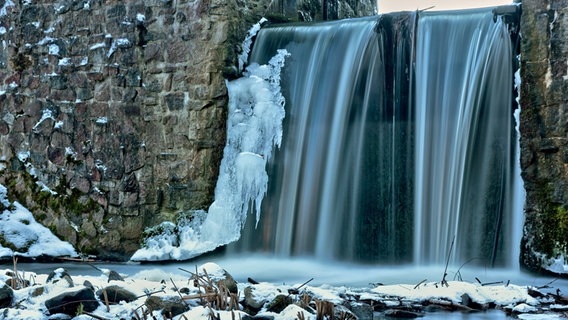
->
[97,285,137,304]
[244,286,267,310]
[45,287,99,315]
[197,262,238,294]
[107,270,125,282]
[265,294,293,313]
[145,295,189,317]
[0,284,14,308]
[345,301,373,319]
[46,268,74,287]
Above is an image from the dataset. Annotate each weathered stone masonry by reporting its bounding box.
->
[0,0,260,259]
[520,0,568,273]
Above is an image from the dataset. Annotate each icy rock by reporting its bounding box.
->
[46,268,74,287]
[45,287,99,315]
[197,262,238,293]
[513,303,537,313]
[97,285,137,303]
[107,270,124,282]
[384,309,420,318]
[0,283,13,308]
[345,301,373,319]
[244,286,267,310]
[145,296,189,318]
[30,286,45,297]
[265,294,293,313]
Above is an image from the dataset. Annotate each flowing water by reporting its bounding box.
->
[230,7,522,268]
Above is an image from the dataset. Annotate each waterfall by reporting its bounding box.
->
[414,10,516,267]
[231,7,521,267]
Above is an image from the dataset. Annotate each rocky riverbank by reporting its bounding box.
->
[0,262,567,319]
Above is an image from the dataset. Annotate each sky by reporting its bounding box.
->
[378,0,515,13]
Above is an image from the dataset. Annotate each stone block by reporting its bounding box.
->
[164,92,186,111]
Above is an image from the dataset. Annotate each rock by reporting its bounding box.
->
[333,304,357,319]
[30,286,45,297]
[384,309,420,318]
[46,268,74,287]
[97,285,137,304]
[241,315,275,320]
[45,287,99,315]
[145,295,189,317]
[197,262,238,294]
[244,286,266,310]
[346,301,374,319]
[107,270,125,282]
[0,284,14,308]
[461,293,486,310]
[83,280,95,291]
[265,294,293,313]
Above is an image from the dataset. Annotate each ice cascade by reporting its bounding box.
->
[131,49,289,261]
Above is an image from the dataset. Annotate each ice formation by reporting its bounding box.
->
[131,48,290,261]
[238,17,268,72]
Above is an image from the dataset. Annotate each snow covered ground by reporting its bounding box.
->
[0,261,567,320]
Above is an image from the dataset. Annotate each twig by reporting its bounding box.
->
[134,289,166,300]
[537,278,558,289]
[288,278,314,295]
[170,278,190,307]
[452,257,480,281]
[102,289,110,312]
[414,279,427,289]
[82,312,110,320]
[441,235,455,287]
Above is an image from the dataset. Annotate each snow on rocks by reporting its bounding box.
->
[0,183,78,259]
[0,262,566,320]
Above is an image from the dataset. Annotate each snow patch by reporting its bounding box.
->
[36,181,57,195]
[0,0,14,17]
[17,151,30,162]
[0,185,77,258]
[545,256,568,274]
[371,281,539,307]
[95,116,108,124]
[89,42,106,50]
[94,159,107,173]
[58,57,72,66]
[65,147,78,160]
[48,43,60,56]
[107,38,131,58]
[513,303,537,313]
[38,36,55,46]
[33,109,55,132]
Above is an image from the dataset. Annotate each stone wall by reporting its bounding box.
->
[520,0,568,273]
[0,0,265,260]
[0,0,376,260]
